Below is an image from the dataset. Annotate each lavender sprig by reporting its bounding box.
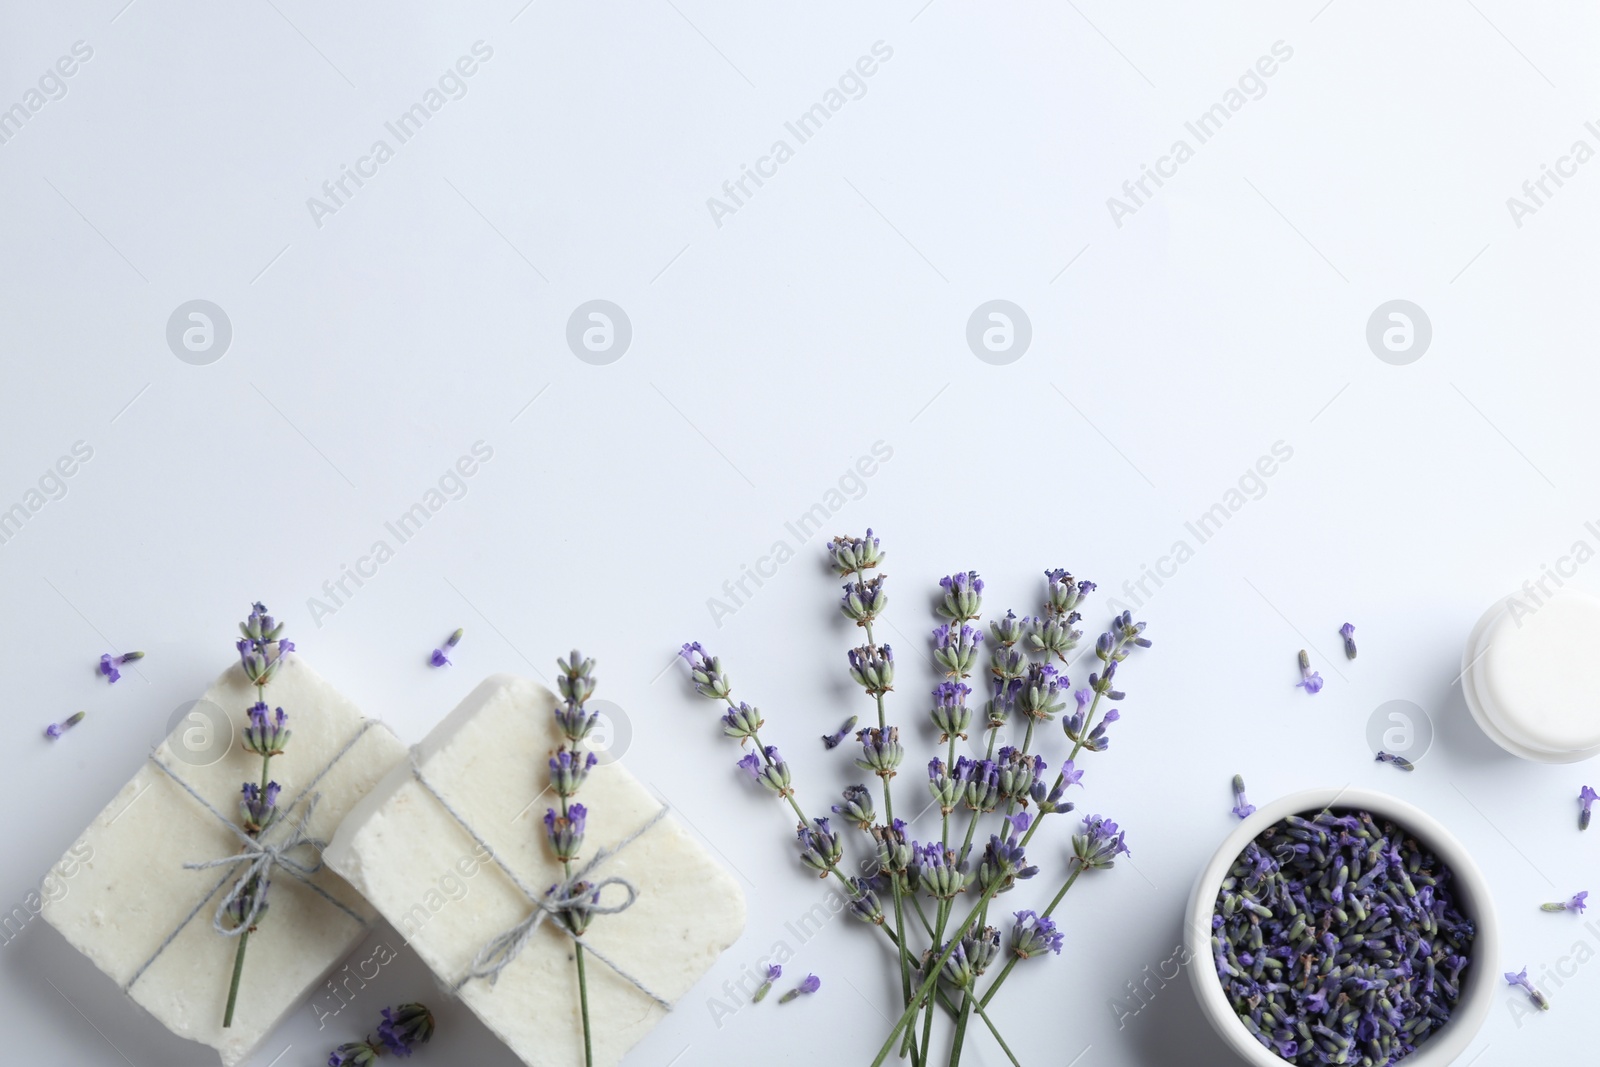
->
[429,627,463,667]
[44,710,86,740]
[1295,649,1324,694]
[1541,891,1589,914]
[1506,967,1550,1010]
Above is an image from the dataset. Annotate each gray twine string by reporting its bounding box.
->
[122,721,377,992]
[409,757,673,1008]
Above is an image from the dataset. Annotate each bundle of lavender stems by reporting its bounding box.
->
[681,530,1150,1067]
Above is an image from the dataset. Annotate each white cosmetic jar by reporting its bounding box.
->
[1462,588,1600,762]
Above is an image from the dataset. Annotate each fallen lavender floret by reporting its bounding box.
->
[1231,775,1256,819]
[1212,809,1475,1066]
[1375,751,1415,772]
[98,651,143,683]
[822,715,858,749]
[1579,786,1597,831]
[1340,623,1357,660]
[1540,891,1588,914]
[44,710,87,740]
[429,627,463,667]
[753,963,781,1002]
[1505,967,1549,1010]
[1295,650,1324,695]
[778,973,821,1003]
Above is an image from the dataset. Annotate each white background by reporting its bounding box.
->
[2,1,1598,1064]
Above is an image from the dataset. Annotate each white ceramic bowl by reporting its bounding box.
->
[1184,788,1498,1067]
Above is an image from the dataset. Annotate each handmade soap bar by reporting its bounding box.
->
[325,674,746,1067]
[1464,589,1600,762]
[42,657,407,1066]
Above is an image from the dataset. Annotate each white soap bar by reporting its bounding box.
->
[1464,588,1600,761]
[42,657,407,1066]
[325,674,746,1067]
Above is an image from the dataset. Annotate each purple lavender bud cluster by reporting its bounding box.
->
[1009,910,1064,959]
[1015,663,1068,722]
[847,877,885,924]
[549,749,597,797]
[841,575,889,626]
[832,784,877,829]
[955,755,1003,813]
[995,747,1046,805]
[554,650,600,741]
[937,571,984,622]
[679,642,732,700]
[833,530,887,628]
[238,602,294,686]
[737,746,793,796]
[909,842,969,900]
[854,725,904,778]
[989,610,1027,649]
[797,817,844,876]
[98,651,143,684]
[847,644,895,695]
[239,781,281,834]
[870,818,913,876]
[1065,702,1120,752]
[723,701,764,742]
[544,801,591,863]
[328,1041,379,1067]
[1213,809,1475,1066]
[1072,815,1129,870]
[243,702,291,756]
[828,530,883,576]
[927,758,961,815]
[929,681,972,742]
[932,625,983,678]
[376,1002,435,1056]
[977,813,1038,893]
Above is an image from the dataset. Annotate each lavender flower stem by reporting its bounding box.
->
[222,931,250,1028]
[558,791,594,1067]
[970,1000,1023,1067]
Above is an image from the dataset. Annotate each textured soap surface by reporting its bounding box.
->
[325,674,746,1067]
[41,657,407,1066]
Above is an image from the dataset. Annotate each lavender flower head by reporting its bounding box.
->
[930,680,972,742]
[1009,910,1064,959]
[1016,662,1067,722]
[544,803,587,862]
[376,1002,435,1057]
[549,748,598,797]
[828,529,883,576]
[1580,785,1598,831]
[854,725,904,778]
[1295,649,1323,695]
[238,602,292,685]
[990,610,1027,649]
[722,701,763,742]
[978,812,1038,893]
[937,571,984,622]
[554,649,600,742]
[1073,814,1129,869]
[680,642,731,700]
[328,1041,379,1067]
[796,817,843,877]
[738,746,793,796]
[910,840,969,899]
[841,575,888,626]
[243,703,291,757]
[847,876,885,925]
[1043,568,1093,619]
[240,781,281,835]
[832,783,876,829]
[753,963,782,1002]
[847,644,894,695]
[932,624,983,678]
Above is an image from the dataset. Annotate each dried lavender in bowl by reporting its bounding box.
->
[1211,809,1475,1066]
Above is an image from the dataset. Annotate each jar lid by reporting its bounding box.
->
[1464,589,1600,762]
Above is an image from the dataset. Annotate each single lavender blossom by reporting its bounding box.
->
[828,530,882,576]
[797,817,844,876]
[937,571,984,622]
[752,963,782,1002]
[242,703,291,756]
[239,781,281,834]
[680,642,731,700]
[44,710,86,740]
[1580,785,1598,831]
[930,681,972,742]
[738,746,793,796]
[1009,910,1064,959]
[544,803,587,862]
[832,783,876,829]
[1230,774,1255,819]
[1375,750,1415,771]
[1505,967,1550,1010]
[376,1002,435,1057]
[1541,891,1589,914]
[721,701,763,742]
[1340,622,1357,660]
[1073,814,1130,869]
[778,973,821,1003]
[98,651,142,683]
[429,627,464,668]
[1295,649,1323,694]
[822,715,857,749]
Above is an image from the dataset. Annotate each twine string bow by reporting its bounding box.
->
[181,793,331,937]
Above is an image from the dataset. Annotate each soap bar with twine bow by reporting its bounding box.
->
[324,667,747,1067]
[42,605,407,1067]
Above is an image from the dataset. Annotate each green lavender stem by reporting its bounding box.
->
[978,865,1083,1009]
[560,792,594,1067]
[223,687,273,1029]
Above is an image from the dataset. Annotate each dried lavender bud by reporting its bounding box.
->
[841,575,888,626]
[1540,891,1588,914]
[937,571,984,622]
[722,701,764,742]
[242,703,291,757]
[955,756,1002,813]
[1230,775,1255,819]
[1375,750,1415,771]
[832,784,876,829]
[927,758,961,815]
[778,973,821,1003]
[978,813,1038,893]
[847,645,894,694]
[44,710,87,740]
[870,819,913,876]
[752,963,781,1002]
[1083,709,1120,752]
[1028,614,1083,660]
[854,726,904,778]
[1580,786,1597,831]
[429,628,463,668]
[1042,569,1093,620]
[930,681,972,741]
[679,642,731,700]
[932,624,983,678]
[847,877,885,925]
[238,603,292,685]
[796,817,844,877]
[1505,967,1549,1010]
[828,530,882,576]
[990,643,1029,683]
[1214,808,1477,1065]
[909,841,968,899]
[737,746,792,797]
[963,925,1001,976]
[543,803,586,862]
[990,610,1027,648]
[1295,649,1324,695]
[98,652,143,683]
[328,1039,380,1066]
[239,782,281,835]
[1112,610,1151,649]
[1072,814,1129,870]
[1015,663,1068,722]
[821,715,857,749]
[549,749,597,797]
[377,1002,435,1055]
[1340,622,1357,660]
[1009,910,1064,959]
[996,747,1046,805]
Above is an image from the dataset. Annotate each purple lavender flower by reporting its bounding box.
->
[1009,910,1064,959]
[1112,610,1151,649]
[797,817,843,876]
[738,746,792,796]
[996,746,1046,805]
[98,651,142,683]
[1375,750,1415,771]
[679,641,732,700]
[832,783,876,829]
[44,710,86,740]
[847,876,885,925]
[1078,707,1120,752]
[1016,663,1067,722]
[753,962,783,1001]
[1340,622,1357,660]
[990,610,1027,648]
[1042,569,1092,620]
[1581,785,1598,831]
[841,575,888,626]
[847,644,894,695]
[1230,774,1256,820]
[376,1002,434,1057]
[927,757,961,815]
[1542,891,1589,914]
[238,603,291,685]
[978,814,1038,893]
[429,627,464,668]
[1032,757,1081,813]
[778,973,821,1002]
[721,701,763,742]
[544,803,587,862]
[242,703,291,756]
[1073,814,1129,869]
[328,1040,379,1067]
[909,841,968,899]
[930,680,973,741]
[854,726,904,778]
[1505,967,1550,1009]
[956,755,1003,813]
[932,624,983,678]
[240,781,281,834]
[1295,650,1323,694]
[821,715,857,749]
[827,530,882,576]
[870,818,914,876]
[549,749,598,797]
[937,571,984,622]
